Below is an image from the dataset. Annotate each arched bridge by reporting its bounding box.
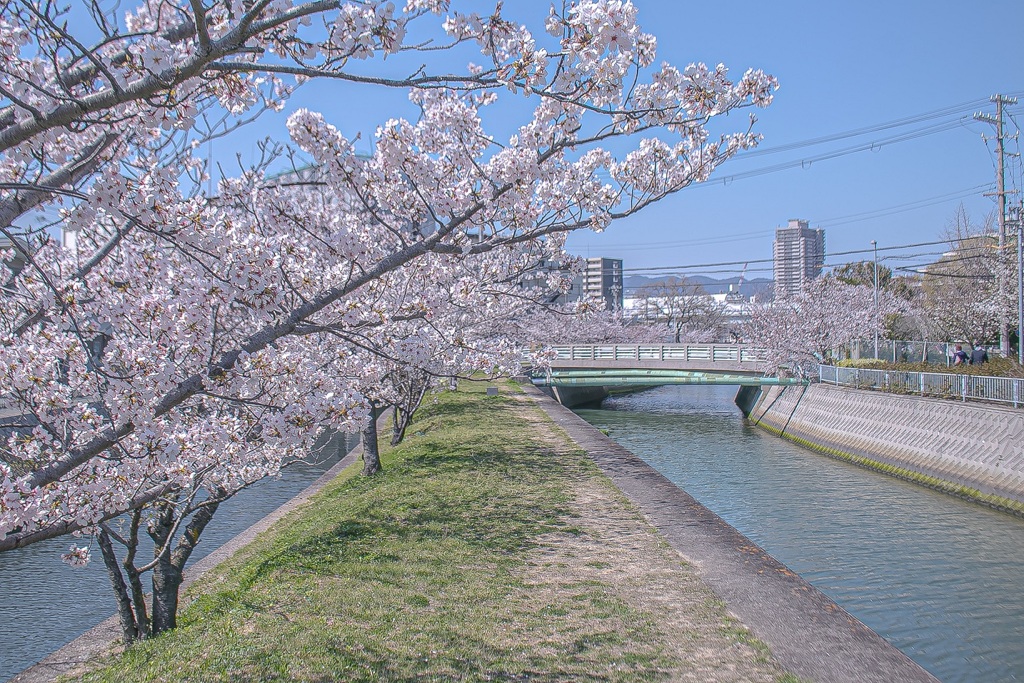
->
[528,344,805,407]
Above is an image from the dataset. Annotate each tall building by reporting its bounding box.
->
[773,219,825,297]
[518,256,623,310]
[583,257,623,311]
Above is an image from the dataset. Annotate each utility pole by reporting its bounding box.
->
[1014,202,1024,365]
[975,94,1018,357]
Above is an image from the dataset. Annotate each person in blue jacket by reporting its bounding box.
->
[952,344,968,365]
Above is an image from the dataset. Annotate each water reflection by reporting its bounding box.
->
[577,385,1024,683]
[0,429,357,682]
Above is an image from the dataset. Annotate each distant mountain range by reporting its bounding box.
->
[623,274,773,298]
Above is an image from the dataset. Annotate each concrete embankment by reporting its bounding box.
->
[737,383,1024,515]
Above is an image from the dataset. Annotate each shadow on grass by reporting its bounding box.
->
[398,440,544,473]
[410,391,519,422]
[81,385,693,683]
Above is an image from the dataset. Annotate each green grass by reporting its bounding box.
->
[71,381,791,682]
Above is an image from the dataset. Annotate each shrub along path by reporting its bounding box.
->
[70,381,793,683]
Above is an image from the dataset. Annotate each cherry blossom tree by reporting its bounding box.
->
[632,277,728,342]
[338,246,548,464]
[0,0,777,640]
[507,304,664,345]
[922,226,1014,347]
[744,275,907,376]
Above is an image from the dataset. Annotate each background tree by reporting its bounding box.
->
[633,277,728,342]
[745,275,908,376]
[832,260,923,341]
[833,261,916,301]
[510,304,666,345]
[921,205,1014,346]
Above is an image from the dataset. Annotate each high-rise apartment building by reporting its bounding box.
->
[773,219,825,297]
[583,257,623,311]
[517,256,622,310]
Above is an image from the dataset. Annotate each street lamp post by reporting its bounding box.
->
[871,240,879,360]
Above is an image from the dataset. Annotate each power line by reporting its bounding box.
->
[693,118,976,188]
[816,184,995,228]
[593,98,1024,190]
[578,184,997,257]
[622,239,955,274]
[590,230,773,252]
[895,266,994,280]
[733,97,997,159]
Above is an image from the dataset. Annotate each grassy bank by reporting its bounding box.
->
[73,382,793,682]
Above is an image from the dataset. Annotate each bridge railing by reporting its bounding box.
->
[819,364,1024,408]
[547,344,767,364]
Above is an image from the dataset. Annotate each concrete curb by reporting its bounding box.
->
[8,437,371,683]
[521,383,939,683]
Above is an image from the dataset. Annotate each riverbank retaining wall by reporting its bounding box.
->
[737,383,1024,515]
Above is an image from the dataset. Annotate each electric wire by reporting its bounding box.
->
[622,239,956,274]
[816,184,996,228]
[732,97,995,159]
[596,96,1024,282]
[621,238,1007,286]
[584,184,996,256]
[695,118,974,187]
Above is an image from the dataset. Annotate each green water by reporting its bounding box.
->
[576,384,1024,683]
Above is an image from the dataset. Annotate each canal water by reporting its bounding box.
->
[0,431,358,682]
[575,384,1024,683]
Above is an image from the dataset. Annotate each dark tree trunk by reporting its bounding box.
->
[97,529,140,644]
[123,510,150,639]
[362,401,382,476]
[151,554,182,634]
[147,491,224,636]
[169,492,223,572]
[147,505,180,634]
[390,406,407,446]
[390,376,429,446]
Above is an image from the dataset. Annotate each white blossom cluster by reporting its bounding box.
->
[744,276,911,376]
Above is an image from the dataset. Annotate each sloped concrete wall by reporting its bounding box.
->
[741,383,1024,514]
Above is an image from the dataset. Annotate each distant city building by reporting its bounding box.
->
[518,259,582,305]
[773,219,825,297]
[518,256,623,310]
[583,257,623,311]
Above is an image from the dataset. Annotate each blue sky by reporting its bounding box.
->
[561,0,1024,281]
[208,0,1023,282]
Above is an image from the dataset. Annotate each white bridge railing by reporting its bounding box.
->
[819,365,1024,408]
[546,344,767,364]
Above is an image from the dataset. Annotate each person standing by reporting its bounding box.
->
[970,346,989,365]
[953,344,968,365]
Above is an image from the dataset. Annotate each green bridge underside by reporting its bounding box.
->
[534,369,805,387]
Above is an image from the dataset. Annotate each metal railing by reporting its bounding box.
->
[835,339,1004,366]
[819,365,1024,408]
[547,344,767,364]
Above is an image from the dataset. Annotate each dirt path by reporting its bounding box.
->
[504,392,789,682]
